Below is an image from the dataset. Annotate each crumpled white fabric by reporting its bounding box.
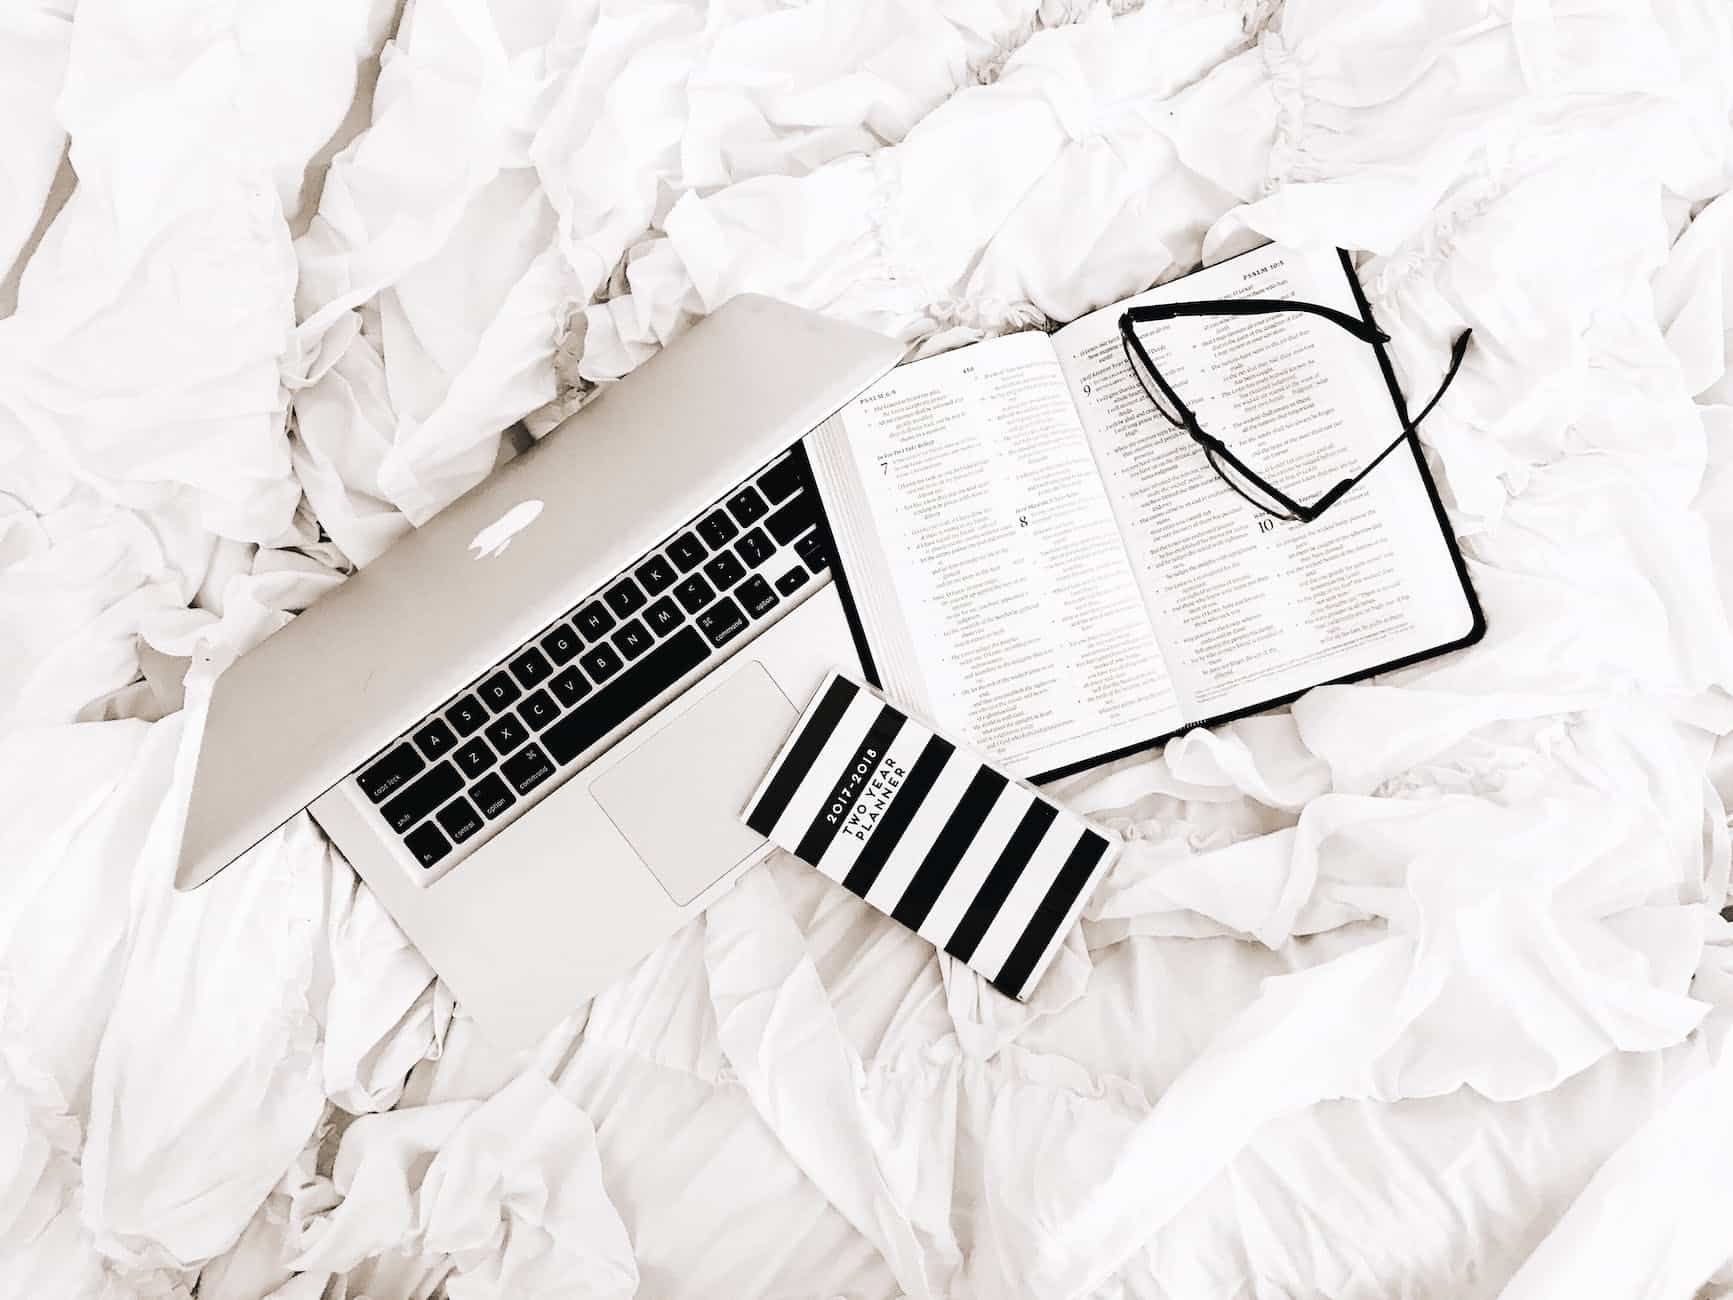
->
[578,1,1272,380]
[1497,934,1733,1300]
[10,0,1733,1296]
[0,0,75,299]
[282,1070,637,1299]
[0,0,392,545]
[704,865,963,1299]
[1029,739,1715,1295]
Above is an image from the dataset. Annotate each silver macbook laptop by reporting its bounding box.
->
[175,296,902,1049]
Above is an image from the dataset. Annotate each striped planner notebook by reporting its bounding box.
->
[743,671,1120,999]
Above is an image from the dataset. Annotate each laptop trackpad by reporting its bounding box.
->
[591,662,798,905]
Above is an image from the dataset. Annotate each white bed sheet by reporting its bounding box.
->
[5,0,1733,1297]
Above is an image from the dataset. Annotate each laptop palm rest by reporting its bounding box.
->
[590,661,798,905]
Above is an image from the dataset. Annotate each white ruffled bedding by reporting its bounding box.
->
[7,0,1733,1296]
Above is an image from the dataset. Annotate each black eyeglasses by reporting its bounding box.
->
[1118,295,1471,523]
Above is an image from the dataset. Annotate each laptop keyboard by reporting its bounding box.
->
[352,448,832,879]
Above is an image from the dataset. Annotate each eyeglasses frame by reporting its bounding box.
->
[1117,294,1470,523]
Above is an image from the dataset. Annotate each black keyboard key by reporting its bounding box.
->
[774,565,810,597]
[502,742,556,796]
[447,694,488,737]
[404,822,451,869]
[485,713,528,756]
[702,550,746,590]
[470,772,515,820]
[479,670,521,712]
[518,688,559,731]
[413,718,457,761]
[668,531,707,572]
[574,601,615,641]
[509,647,552,688]
[738,574,778,618]
[453,737,494,780]
[550,665,591,708]
[644,596,683,637]
[696,597,749,648]
[381,762,463,835]
[795,532,829,573]
[635,554,677,595]
[765,493,816,546]
[544,627,709,765]
[541,624,583,666]
[697,509,738,549]
[612,618,653,660]
[605,578,646,619]
[436,797,484,844]
[757,454,802,504]
[726,486,768,526]
[735,528,773,568]
[674,573,715,613]
[581,643,623,682]
[360,743,424,803]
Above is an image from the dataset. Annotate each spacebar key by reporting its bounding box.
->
[543,626,709,765]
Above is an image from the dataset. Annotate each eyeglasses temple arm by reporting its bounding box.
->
[1122,298,1389,345]
[1304,331,1470,521]
[1407,329,1473,430]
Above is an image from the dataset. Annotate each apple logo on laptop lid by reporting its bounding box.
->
[469,500,543,559]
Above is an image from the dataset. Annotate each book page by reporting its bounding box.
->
[808,330,1181,777]
[1051,243,1475,718]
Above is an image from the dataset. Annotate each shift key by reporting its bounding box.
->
[502,742,556,796]
[381,761,462,834]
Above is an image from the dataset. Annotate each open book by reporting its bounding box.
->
[807,242,1483,782]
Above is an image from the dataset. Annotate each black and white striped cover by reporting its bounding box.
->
[743,672,1119,999]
